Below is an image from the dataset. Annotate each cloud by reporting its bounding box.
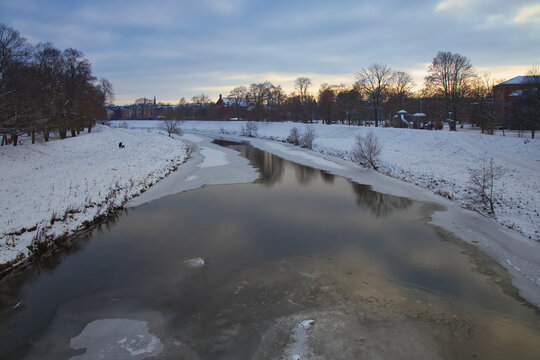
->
[513,4,540,23]
[200,0,246,14]
[2,0,539,104]
[436,0,472,11]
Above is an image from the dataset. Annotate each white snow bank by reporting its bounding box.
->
[0,125,187,267]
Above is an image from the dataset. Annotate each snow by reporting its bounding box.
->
[197,147,229,168]
[497,76,536,85]
[265,142,345,170]
[0,124,188,267]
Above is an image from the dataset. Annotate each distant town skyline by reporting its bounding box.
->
[1,0,539,104]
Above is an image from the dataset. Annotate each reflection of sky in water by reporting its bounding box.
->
[1,142,539,359]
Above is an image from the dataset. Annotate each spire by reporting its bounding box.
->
[153,96,156,106]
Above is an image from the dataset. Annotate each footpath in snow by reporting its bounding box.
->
[0,125,188,269]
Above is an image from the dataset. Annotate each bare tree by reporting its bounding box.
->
[468,157,504,214]
[355,63,395,127]
[393,71,415,108]
[470,73,497,134]
[162,119,183,137]
[0,24,31,145]
[336,86,364,125]
[268,84,286,121]
[246,82,272,121]
[99,78,115,106]
[191,94,210,104]
[1,24,107,145]
[352,131,382,170]
[318,84,337,124]
[228,86,247,120]
[425,51,475,131]
[60,48,96,138]
[294,77,312,105]
[295,77,313,122]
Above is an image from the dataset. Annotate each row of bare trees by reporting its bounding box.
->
[109,49,538,134]
[0,24,113,146]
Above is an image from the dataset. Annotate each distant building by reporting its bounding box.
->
[493,76,538,127]
[216,94,226,110]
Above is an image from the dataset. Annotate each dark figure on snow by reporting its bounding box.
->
[119,142,125,148]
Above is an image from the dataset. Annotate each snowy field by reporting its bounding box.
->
[0,125,188,268]
[123,120,540,244]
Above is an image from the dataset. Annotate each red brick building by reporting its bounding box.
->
[493,76,537,126]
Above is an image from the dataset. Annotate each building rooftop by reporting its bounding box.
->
[496,76,538,86]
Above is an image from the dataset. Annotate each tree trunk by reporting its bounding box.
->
[43,130,49,142]
[71,129,76,137]
[59,128,67,139]
[12,134,18,146]
[31,130,36,144]
[373,103,379,127]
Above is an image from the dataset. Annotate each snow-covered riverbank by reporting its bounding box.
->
[0,125,188,268]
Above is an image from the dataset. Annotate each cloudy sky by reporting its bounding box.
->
[1,0,539,104]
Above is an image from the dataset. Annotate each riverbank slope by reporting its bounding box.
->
[0,125,188,268]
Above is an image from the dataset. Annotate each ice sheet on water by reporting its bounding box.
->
[70,318,163,360]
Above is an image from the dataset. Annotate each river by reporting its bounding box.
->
[0,140,539,359]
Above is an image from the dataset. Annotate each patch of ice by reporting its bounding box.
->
[70,318,163,360]
[185,175,198,182]
[265,142,345,170]
[283,319,315,360]
[197,147,229,168]
[184,257,205,268]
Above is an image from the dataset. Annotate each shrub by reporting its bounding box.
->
[241,122,258,137]
[467,157,504,214]
[286,127,300,145]
[351,131,382,170]
[300,126,316,149]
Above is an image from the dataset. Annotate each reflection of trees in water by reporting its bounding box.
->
[320,171,335,184]
[240,146,285,186]
[212,140,285,186]
[0,208,126,287]
[211,140,334,187]
[295,165,317,184]
[254,151,285,186]
[351,183,412,217]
